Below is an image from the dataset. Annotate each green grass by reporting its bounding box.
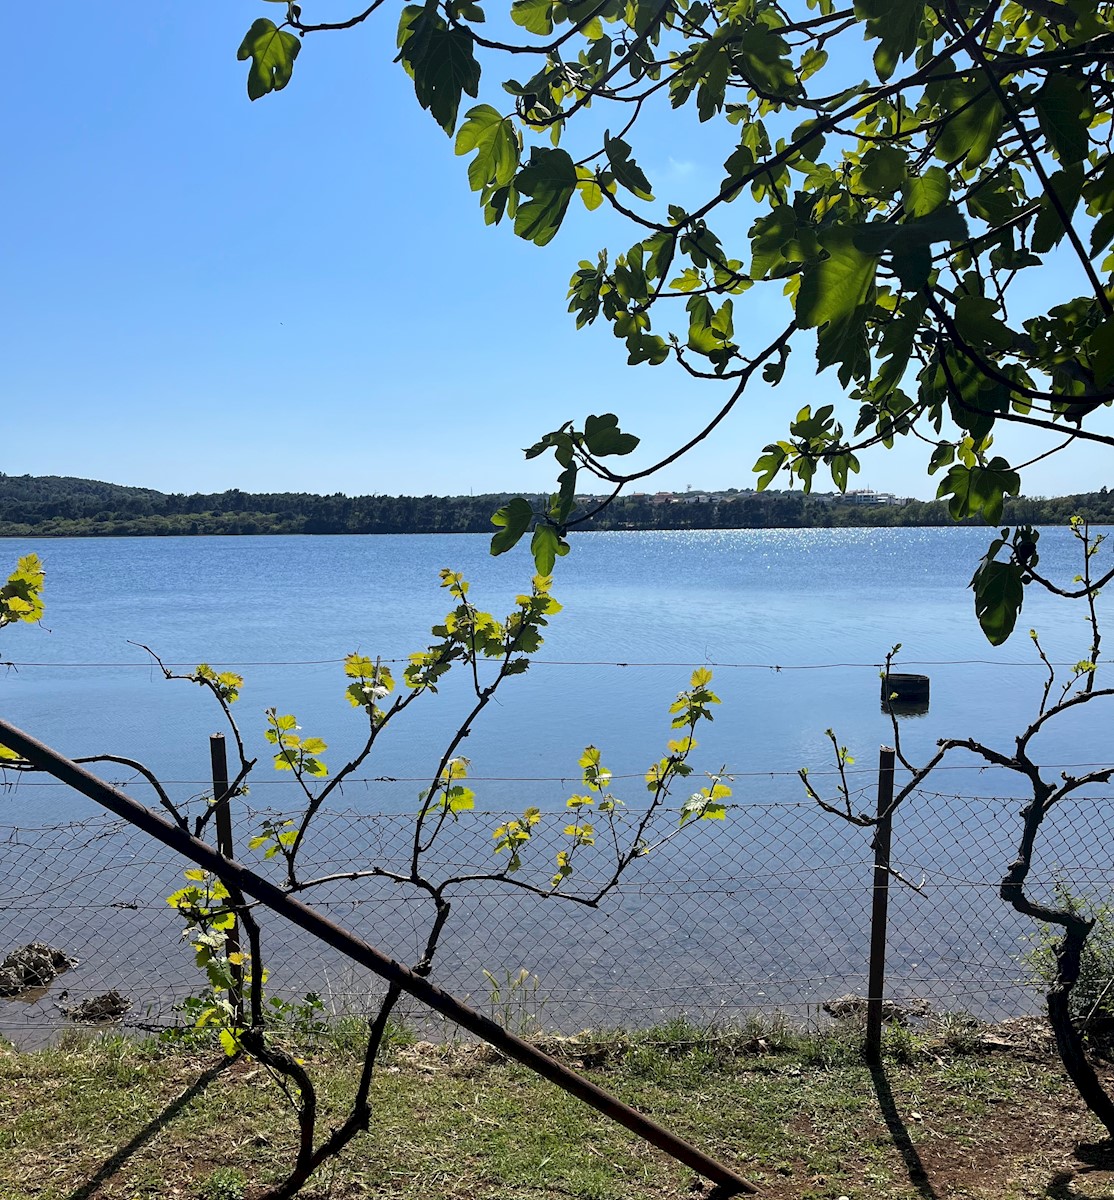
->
[0,1016,1110,1200]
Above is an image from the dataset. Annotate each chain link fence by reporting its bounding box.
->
[2,774,1112,1048]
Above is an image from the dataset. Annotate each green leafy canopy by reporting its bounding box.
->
[237,0,1114,635]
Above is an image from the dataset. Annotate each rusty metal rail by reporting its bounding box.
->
[0,717,756,1196]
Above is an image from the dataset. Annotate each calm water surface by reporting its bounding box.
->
[2,526,1110,819]
[1,528,1111,1038]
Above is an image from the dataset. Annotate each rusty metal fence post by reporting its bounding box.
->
[865,745,895,1064]
[209,733,243,1024]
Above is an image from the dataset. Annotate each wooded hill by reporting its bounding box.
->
[1,474,1112,537]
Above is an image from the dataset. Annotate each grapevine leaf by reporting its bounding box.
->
[398,9,480,134]
[854,0,925,81]
[490,497,534,556]
[603,133,653,201]
[530,524,568,574]
[1034,75,1090,166]
[936,458,1020,524]
[971,555,1025,646]
[237,19,301,101]
[455,104,519,191]
[514,149,577,246]
[583,413,640,457]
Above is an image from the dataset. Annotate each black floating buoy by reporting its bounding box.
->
[881,672,930,717]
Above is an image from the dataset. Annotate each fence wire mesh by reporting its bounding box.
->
[2,776,1113,1048]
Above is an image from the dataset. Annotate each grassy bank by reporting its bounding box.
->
[0,1016,1112,1200]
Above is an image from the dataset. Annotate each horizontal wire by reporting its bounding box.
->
[0,977,1038,997]
[0,857,1105,892]
[5,766,1114,786]
[1,656,1092,670]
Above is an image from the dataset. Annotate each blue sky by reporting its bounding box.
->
[4,3,1111,502]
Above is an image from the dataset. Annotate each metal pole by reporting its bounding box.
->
[0,717,756,1196]
[209,733,243,1024]
[865,745,895,1065]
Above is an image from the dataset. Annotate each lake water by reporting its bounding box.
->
[4,526,1111,802]
[1,527,1112,1041]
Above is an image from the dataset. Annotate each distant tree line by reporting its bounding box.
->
[0,474,1111,537]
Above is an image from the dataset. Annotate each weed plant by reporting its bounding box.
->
[1023,881,1114,1028]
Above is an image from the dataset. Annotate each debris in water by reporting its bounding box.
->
[0,943,78,997]
[823,993,931,1026]
[62,990,130,1023]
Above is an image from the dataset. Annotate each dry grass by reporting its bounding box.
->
[0,1016,1112,1200]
